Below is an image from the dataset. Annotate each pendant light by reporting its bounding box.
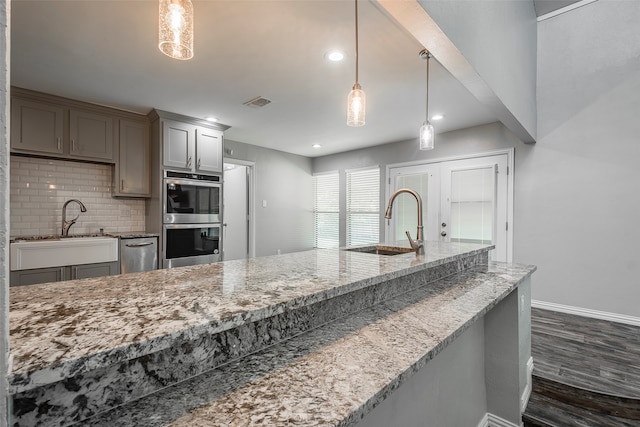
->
[419,49,435,150]
[347,0,365,127]
[158,0,194,60]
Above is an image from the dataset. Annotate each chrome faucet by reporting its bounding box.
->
[384,188,424,254]
[61,199,87,236]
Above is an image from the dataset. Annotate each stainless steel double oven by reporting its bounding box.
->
[162,170,222,268]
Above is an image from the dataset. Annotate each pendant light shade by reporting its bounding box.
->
[419,121,435,150]
[419,49,434,150]
[159,0,194,60]
[347,83,366,127]
[347,0,365,127]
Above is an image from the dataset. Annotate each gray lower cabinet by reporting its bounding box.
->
[71,261,120,280]
[10,266,66,287]
[10,261,120,287]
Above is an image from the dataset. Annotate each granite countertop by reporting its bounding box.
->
[8,241,489,389]
[89,261,537,426]
[10,231,159,242]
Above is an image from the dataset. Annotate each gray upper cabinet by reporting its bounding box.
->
[11,89,116,163]
[163,119,196,171]
[114,119,151,197]
[162,118,223,174]
[11,88,151,198]
[196,128,223,173]
[11,97,64,155]
[69,109,114,161]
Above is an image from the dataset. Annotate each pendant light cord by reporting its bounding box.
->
[425,51,430,123]
[355,0,359,85]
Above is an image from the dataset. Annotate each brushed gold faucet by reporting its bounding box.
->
[384,188,424,254]
[61,199,87,236]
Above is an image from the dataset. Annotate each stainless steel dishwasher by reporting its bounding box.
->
[120,237,158,274]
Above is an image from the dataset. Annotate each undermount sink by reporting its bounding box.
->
[343,245,416,256]
[10,236,118,271]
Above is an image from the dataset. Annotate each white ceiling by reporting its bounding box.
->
[10,0,501,157]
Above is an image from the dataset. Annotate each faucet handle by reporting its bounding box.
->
[405,230,420,251]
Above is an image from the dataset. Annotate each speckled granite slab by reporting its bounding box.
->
[9,242,491,426]
[10,231,158,242]
[84,262,536,427]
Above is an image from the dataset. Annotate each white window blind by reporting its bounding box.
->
[346,167,380,246]
[313,172,339,248]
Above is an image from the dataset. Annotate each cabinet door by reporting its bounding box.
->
[116,119,150,197]
[10,267,66,286]
[196,128,223,173]
[72,261,119,279]
[11,98,64,155]
[163,120,195,170]
[69,109,115,162]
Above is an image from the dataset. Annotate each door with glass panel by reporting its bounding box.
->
[440,155,508,262]
[388,164,440,245]
[387,153,510,262]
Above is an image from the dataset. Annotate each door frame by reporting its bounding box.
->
[385,149,514,262]
[223,159,256,259]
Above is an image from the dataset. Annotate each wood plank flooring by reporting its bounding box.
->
[531,307,640,398]
[524,307,640,426]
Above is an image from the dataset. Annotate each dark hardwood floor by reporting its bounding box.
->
[523,307,640,426]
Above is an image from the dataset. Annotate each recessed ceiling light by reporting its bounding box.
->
[312,144,322,149]
[205,116,218,122]
[431,114,444,121]
[326,51,345,62]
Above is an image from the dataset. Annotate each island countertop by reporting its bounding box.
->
[86,261,536,427]
[8,241,490,385]
[8,241,535,427]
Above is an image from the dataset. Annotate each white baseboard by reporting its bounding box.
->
[476,412,522,427]
[520,357,534,412]
[531,300,640,327]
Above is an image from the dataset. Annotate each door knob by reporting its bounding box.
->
[441,231,447,237]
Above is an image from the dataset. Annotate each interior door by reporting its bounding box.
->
[387,153,510,262]
[223,164,249,261]
[388,164,440,244]
[440,155,508,261]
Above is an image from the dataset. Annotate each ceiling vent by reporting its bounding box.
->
[243,96,272,108]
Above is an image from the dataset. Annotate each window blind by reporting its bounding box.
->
[313,172,339,248]
[346,167,380,246]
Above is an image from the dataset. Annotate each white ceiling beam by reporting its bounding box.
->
[376,0,536,144]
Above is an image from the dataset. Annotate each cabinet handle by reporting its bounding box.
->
[57,137,61,151]
[197,157,201,170]
[121,179,125,191]
[187,156,192,168]
[71,139,76,152]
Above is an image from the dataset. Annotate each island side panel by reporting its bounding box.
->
[354,275,532,427]
[484,276,532,424]
[354,320,488,427]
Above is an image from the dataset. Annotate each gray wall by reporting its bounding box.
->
[313,121,522,245]
[315,1,640,319]
[419,0,537,140]
[224,139,314,257]
[1,0,9,424]
[524,0,640,316]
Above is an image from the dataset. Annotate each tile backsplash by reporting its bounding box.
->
[10,156,145,237]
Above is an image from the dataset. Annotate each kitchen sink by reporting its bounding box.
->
[10,236,118,271]
[342,245,416,256]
